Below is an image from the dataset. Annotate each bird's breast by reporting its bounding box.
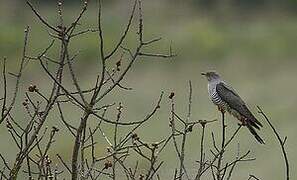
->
[210,91,223,105]
[208,83,224,106]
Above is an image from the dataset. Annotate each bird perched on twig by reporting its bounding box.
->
[202,71,265,144]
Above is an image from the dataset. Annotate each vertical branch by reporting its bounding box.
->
[137,0,143,44]
[179,81,192,180]
[91,0,105,101]
[70,1,105,179]
[57,0,64,26]
[187,81,193,121]
[25,127,32,180]
[217,111,226,180]
[1,57,7,121]
[71,112,91,180]
[65,48,87,106]
[80,124,87,179]
[112,103,122,180]
[169,94,181,172]
[221,111,226,149]
[195,122,206,180]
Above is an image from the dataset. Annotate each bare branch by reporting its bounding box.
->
[257,106,290,180]
[26,1,59,33]
[1,26,29,124]
[104,0,137,60]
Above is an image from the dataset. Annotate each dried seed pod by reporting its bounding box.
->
[28,85,37,92]
[169,92,175,99]
[104,161,112,169]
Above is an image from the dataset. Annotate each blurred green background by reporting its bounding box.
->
[0,0,297,179]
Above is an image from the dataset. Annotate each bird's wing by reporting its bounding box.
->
[216,82,263,128]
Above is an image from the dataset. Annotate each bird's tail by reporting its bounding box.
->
[247,124,265,144]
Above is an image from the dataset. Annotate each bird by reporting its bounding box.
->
[201,71,265,144]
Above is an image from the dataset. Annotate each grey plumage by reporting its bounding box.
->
[202,71,264,144]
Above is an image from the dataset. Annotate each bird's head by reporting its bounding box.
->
[201,71,221,81]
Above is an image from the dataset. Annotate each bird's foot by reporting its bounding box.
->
[240,118,248,126]
[218,106,226,114]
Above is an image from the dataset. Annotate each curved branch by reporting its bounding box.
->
[257,106,290,180]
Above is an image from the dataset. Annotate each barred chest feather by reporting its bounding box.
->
[208,82,228,110]
[208,82,242,120]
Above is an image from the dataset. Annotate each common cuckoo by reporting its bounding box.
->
[202,71,264,144]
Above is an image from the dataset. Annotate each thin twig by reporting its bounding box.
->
[257,106,290,180]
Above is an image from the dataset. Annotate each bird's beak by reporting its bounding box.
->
[201,72,206,76]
